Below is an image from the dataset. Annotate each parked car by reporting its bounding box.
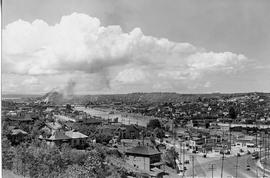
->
[252,151,259,159]
[246,165,250,171]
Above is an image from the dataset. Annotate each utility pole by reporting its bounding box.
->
[256,129,258,146]
[235,155,239,178]
[264,133,266,159]
[183,142,185,172]
[263,157,266,178]
[263,132,267,178]
[179,141,182,172]
[229,121,232,151]
[182,144,186,177]
[208,164,216,178]
[190,155,195,178]
[267,132,269,158]
[260,132,262,161]
[221,153,225,178]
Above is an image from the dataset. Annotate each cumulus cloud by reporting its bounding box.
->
[2,13,248,93]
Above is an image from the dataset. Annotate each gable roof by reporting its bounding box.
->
[65,131,88,139]
[126,145,161,156]
[10,129,28,135]
[47,130,71,140]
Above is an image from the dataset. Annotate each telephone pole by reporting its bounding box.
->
[182,145,186,177]
[208,164,216,178]
[235,155,239,178]
[190,155,195,178]
[221,153,225,178]
[260,132,262,161]
[267,132,269,158]
[229,121,232,151]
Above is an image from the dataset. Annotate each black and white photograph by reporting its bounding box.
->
[1,0,270,177]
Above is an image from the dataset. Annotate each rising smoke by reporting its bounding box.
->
[62,79,76,99]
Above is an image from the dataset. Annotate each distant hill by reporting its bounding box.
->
[75,92,270,105]
[3,92,270,105]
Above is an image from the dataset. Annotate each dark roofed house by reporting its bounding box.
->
[126,145,163,174]
[115,124,140,139]
[6,114,34,125]
[99,125,119,135]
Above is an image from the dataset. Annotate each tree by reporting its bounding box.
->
[95,133,113,145]
[66,104,72,111]
[163,147,179,169]
[147,119,161,130]
[64,164,89,178]
[228,106,237,151]
[229,107,237,120]
[2,138,15,170]
[83,150,105,177]
[154,127,165,139]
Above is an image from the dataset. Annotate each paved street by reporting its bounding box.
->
[183,154,270,178]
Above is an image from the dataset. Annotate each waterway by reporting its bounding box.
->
[75,106,159,127]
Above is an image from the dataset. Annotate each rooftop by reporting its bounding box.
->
[10,129,28,135]
[126,145,161,156]
[47,131,71,140]
[65,130,88,139]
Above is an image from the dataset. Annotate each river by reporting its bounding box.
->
[75,106,158,127]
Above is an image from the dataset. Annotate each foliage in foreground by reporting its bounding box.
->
[2,139,128,178]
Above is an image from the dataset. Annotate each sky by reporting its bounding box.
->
[2,0,270,95]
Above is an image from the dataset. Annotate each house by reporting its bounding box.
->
[65,130,88,148]
[6,115,34,125]
[40,130,88,148]
[41,130,71,147]
[125,144,163,172]
[115,124,140,139]
[7,126,28,145]
[99,125,119,135]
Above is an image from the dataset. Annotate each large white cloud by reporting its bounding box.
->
[2,13,248,93]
